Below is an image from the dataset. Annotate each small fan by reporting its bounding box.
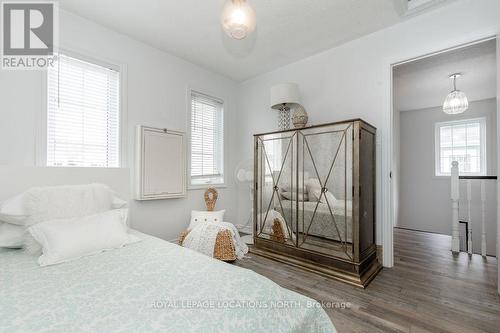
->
[234,159,254,245]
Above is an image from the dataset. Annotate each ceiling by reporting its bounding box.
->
[57,0,449,81]
[393,39,497,112]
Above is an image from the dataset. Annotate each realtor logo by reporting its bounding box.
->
[1,1,58,69]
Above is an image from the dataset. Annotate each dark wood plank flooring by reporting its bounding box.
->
[235,228,500,333]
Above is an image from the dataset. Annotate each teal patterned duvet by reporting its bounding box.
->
[0,231,335,333]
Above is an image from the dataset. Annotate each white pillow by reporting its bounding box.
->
[305,178,321,192]
[0,222,25,248]
[306,178,337,204]
[24,183,114,226]
[0,183,119,227]
[281,191,309,201]
[189,210,225,230]
[0,184,128,253]
[111,195,128,209]
[281,171,310,193]
[0,194,28,225]
[109,188,128,208]
[29,209,139,267]
[309,188,337,205]
[21,183,119,254]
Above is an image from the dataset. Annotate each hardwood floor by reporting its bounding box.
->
[235,228,500,333]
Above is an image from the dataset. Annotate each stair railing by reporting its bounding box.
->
[450,161,497,256]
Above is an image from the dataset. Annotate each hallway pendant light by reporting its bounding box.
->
[443,73,468,115]
[221,0,256,40]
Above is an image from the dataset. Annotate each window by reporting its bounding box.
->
[435,118,486,176]
[46,53,120,167]
[189,91,224,186]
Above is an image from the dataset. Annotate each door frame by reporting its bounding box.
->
[385,35,498,268]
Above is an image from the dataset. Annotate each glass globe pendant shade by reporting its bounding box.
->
[443,73,468,115]
[221,0,256,40]
[443,90,469,114]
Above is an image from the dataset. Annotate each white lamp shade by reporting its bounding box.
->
[270,83,301,109]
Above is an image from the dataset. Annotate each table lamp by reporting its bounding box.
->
[270,83,301,130]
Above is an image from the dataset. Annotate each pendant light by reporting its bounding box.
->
[221,0,256,40]
[443,73,468,115]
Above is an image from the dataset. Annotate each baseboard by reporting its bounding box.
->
[394,226,449,236]
[250,245,382,289]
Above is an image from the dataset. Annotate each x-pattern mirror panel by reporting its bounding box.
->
[297,124,353,260]
[255,132,297,246]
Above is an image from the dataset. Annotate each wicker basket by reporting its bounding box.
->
[214,230,237,261]
[178,230,190,246]
[179,188,237,262]
[204,188,218,212]
[270,219,286,243]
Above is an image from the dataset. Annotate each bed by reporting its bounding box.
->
[0,167,335,333]
[276,199,352,243]
[0,231,334,332]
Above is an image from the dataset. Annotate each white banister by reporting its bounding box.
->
[451,161,460,253]
[480,180,486,257]
[466,179,473,255]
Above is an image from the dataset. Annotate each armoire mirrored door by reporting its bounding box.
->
[297,123,353,260]
[255,131,297,247]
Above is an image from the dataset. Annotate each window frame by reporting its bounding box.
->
[434,117,487,177]
[187,88,226,190]
[37,49,127,168]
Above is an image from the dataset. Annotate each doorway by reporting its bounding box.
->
[391,38,498,257]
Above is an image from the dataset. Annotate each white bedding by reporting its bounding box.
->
[277,199,353,242]
[0,230,335,333]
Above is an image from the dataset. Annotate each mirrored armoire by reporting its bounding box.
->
[252,119,381,288]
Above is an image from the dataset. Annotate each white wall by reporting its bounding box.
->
[399,99,497,255]
[0,10,239,241]
[235,0,500,265]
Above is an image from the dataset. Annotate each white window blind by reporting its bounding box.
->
[435,118,486,176]
[190,91,224,186]
[47,53,120,167]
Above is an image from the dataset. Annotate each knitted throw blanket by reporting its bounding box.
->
[182,221,248,259]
